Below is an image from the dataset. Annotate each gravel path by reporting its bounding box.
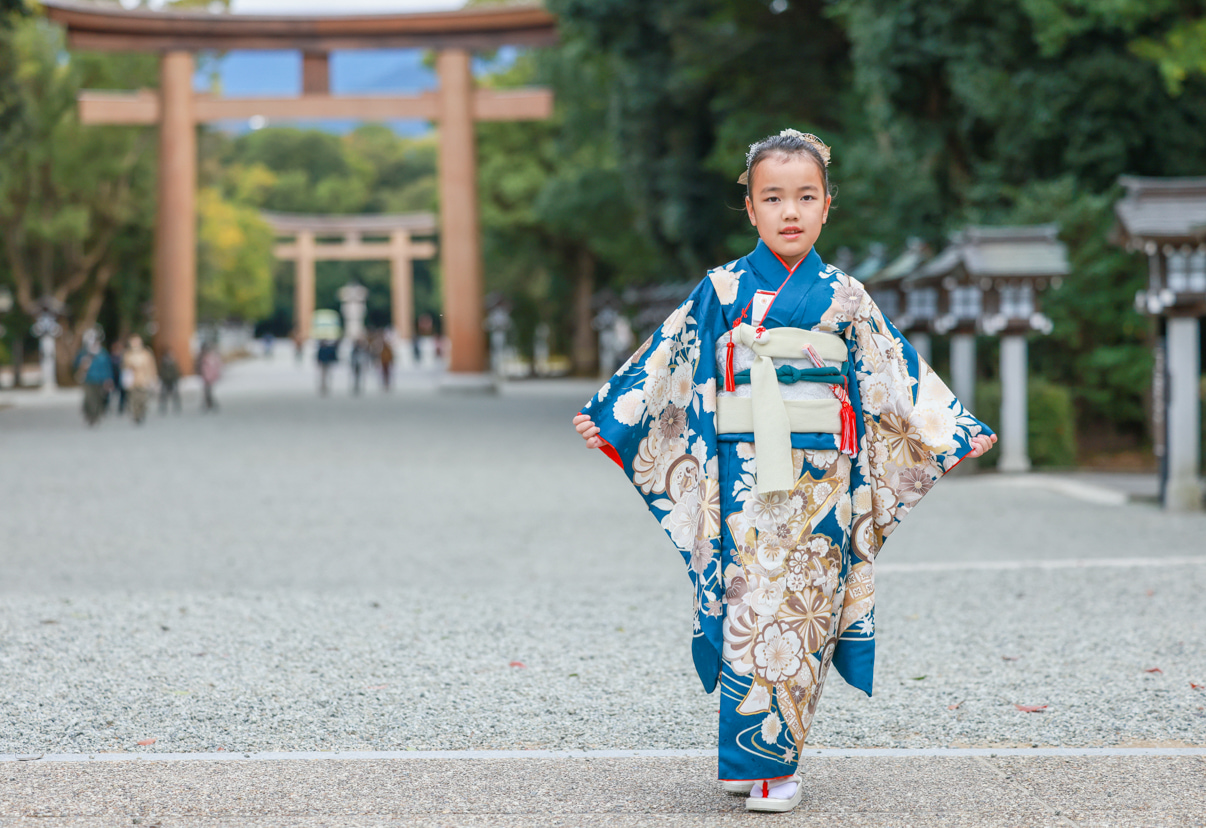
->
[1,368,1203,755]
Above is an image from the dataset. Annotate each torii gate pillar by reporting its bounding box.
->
[437,49,486,375]
[155,51,197,375]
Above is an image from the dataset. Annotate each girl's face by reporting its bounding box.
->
[744,153,831,269]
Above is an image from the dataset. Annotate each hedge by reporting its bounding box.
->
[974,379,1078,468]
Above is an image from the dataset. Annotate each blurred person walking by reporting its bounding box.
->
[198,343,222,412]
[158,348,182,414]
[316,340,338,396]
[350,338,368,395]
[122,335,157,425]
[108,340,126,416]
[378,337,394,391]
[73,331,112,427]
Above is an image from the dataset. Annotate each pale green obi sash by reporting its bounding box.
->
[716,324,848,494]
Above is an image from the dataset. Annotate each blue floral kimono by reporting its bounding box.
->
[581,241,992,782]
[581,241,988,785]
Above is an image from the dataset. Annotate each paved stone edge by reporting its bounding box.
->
[4,747,1205,763]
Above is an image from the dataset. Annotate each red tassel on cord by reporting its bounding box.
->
[838,380,858,457]
[724,334,736,393]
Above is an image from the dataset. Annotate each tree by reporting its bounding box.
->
[0,16,156,382]
[476,48,660,374]
[197,187,274,323]
[549,0,850,275]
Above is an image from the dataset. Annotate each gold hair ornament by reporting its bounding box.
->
[737,129,831,185]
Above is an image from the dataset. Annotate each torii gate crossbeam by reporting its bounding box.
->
[43,0,557,378]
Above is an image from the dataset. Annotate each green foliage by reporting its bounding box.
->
[1132,17,1206,95]
[476,49,659,364]
[549,0,849,274]
[211,125,437,216]
[0,14,156,379]
[197,187,274,322]
[829,0,1206,221]
[1005,177,1152,433]
[976,378,1079,467]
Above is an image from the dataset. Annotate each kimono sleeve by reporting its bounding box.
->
[579,280,727,691]
[845,290,995,562]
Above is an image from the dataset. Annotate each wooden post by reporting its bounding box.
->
[294,230,316,340]
[572,247,597,375]
[154,51,196,374]
[390,230,415,343]
[302,51,329,95]
[436,49,487,375]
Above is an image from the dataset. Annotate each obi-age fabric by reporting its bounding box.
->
[581,240,992,780]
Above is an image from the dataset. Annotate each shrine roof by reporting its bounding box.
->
[1115,176,1206,243]
[911,225,1068,282]
[42,0,557,52]
[261,212,437,235]
[864,238,930,287]
[849,243,887,282]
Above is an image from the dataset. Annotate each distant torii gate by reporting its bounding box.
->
[261,211,436,347]
[43,0,557,377]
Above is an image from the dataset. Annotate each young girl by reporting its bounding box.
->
[573,129,996,813]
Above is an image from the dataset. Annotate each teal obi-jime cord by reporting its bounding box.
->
[730,364,844,385]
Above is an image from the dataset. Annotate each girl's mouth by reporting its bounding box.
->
[781,226,803,240]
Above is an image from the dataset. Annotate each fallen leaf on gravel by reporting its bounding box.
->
[1190,683,1203,690]
[911,676,926,680]
[1144,667,1163,674]
[509,661,527,668]
[136,738,156,746]
[1014,705,1048,713]
[1001,656,1020,661]
[948,701,963,710]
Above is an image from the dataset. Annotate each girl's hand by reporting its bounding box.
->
[966,433,998,458]
[573,413,606,449]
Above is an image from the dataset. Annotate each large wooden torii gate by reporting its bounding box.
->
[43,0,556,377]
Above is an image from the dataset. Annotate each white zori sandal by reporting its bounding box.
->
[744,774,803,813]
[720,775,796,796]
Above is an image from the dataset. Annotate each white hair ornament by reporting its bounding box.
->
[737,129,831,184]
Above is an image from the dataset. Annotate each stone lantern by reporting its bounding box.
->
[905,226,1067,473]
[1114,176,1206,511]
